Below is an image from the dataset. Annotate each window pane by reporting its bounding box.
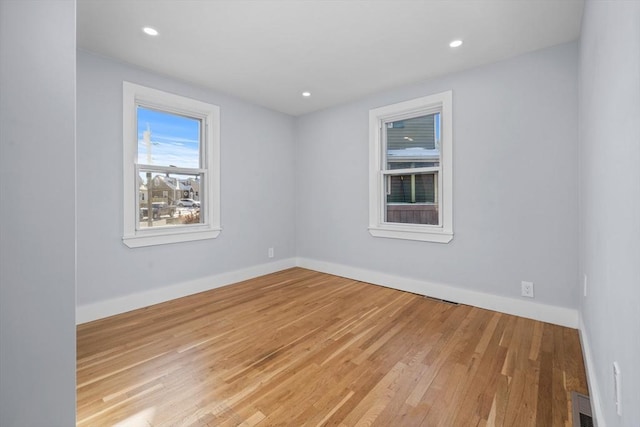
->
[138,171,203,228]
[137,107,200,168]
[386,113,440,170]
[386,172,439,225]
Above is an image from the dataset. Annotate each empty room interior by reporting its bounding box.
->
[1,0,639,426]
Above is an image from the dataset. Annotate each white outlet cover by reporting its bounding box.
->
[521,281,534,298]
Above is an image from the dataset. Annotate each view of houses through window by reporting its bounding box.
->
[137,106,203,229]
[385,112,441,225]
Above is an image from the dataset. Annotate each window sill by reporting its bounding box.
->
[123,227,221,248]
[368,225,453,243]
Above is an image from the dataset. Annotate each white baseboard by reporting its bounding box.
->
[579,313,605,427]
[76,258,297,324]
[296,257,579,328]
[77,256,578,329]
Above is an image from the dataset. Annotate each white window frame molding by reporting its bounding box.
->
[368,91,453,243]
[122,82,221,248]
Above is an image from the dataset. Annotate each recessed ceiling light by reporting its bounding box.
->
[302,91,311,97]
[449,40,463,48]
[143,27,159,36]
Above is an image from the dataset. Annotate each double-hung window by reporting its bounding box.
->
[369,91,453,243]
[122,82,221,248]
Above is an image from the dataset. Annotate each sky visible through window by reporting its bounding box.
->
[137,107,200,169]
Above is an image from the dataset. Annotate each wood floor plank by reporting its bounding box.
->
[77,268,589,426]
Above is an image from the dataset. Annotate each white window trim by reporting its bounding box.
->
[368,91,453,243]
[122,82,221,248]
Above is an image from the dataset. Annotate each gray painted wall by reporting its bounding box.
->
[0,0,77,425]
[76,51,296,306]
[295,42,580,310]
[579,1,640,425]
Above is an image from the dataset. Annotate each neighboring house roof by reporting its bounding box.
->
[187,179,200,192]
[150,175,179,190]
[138,175,201,193]
[387,147,440,161]
[166,176,180,190]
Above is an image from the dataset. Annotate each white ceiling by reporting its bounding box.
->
[77,0,584,116]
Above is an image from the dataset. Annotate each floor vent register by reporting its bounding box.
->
[572,392,594,427]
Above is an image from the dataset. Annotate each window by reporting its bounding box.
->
[123,82,220,247]
[369,91,453,243]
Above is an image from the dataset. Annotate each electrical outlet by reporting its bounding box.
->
[613,361,622,416]
[521,281,534,298]
[583,274,588,297]
[268,247,274,258]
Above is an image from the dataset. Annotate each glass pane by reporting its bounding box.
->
[386,172,439,225]
[138,171,203,229]
[137,107,201,168]
[386,113,440,170]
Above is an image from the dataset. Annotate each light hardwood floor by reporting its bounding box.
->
[77,268,589,426]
